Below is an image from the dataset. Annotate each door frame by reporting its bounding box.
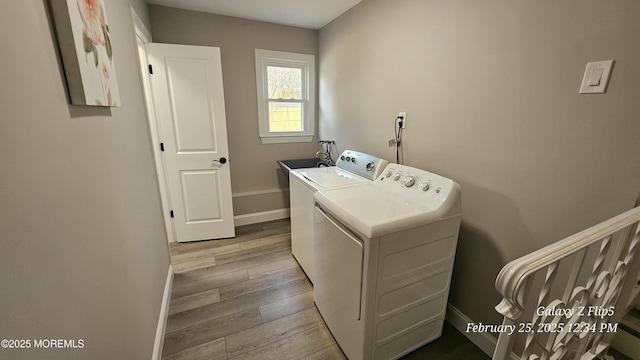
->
[131,8,175,243]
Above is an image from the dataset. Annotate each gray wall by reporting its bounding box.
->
[319,0,640,325]
[0,1,171,359]
[148,5,320,216]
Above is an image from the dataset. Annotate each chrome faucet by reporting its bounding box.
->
[316,151,331,162]
[316,139,335,166]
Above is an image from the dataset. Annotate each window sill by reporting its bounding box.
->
[260,135,314,144]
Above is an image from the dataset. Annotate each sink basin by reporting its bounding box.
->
[277,158,333,173]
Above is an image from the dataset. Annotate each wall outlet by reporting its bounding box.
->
[399,112,407,128]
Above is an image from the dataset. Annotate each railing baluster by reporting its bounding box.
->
[562,248,587,304]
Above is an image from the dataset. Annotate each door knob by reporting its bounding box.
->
[212,157,227,164]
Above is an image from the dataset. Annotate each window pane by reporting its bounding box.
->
[269,101,302,132]
[267,66,302,99]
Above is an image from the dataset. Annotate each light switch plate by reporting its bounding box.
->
[579,60,614,94]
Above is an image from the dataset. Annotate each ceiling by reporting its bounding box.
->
[145,0,363,29]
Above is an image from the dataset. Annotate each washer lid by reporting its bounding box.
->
[294,167,369,189]
[314,184,444,238]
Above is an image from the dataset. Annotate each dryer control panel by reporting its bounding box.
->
[336,150,389,180]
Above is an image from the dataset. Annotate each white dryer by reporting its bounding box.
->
[289,150,388,283]
[313,163,462,360]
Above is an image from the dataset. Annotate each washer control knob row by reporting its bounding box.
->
[403,176,416,187]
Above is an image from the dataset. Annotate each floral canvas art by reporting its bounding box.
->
[51,0,121,106]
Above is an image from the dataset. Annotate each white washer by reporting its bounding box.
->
[313,163,462,360]
[289,150,388,283]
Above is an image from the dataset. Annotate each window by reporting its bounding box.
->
[255,49,315,144]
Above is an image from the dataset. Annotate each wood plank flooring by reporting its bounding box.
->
[162,219,490,360]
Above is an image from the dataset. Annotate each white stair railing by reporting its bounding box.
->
[493,205,640,360]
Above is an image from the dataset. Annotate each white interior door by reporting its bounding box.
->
[146,43,235,242]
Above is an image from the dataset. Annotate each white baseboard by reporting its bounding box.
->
[234,208,290,227]
[152,265,173,360]
[446,303,497,357]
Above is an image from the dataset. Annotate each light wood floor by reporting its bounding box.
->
[162,219,490,360]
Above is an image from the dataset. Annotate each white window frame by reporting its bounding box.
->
[255,49,315,144]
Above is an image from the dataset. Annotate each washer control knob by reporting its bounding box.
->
[340,155,345,161]
[366,162,375,171]
[393,173,401,181]
[403,176,416,187]
[351,157,356,163]
[420,182,430,191]
[385,170,392,178]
